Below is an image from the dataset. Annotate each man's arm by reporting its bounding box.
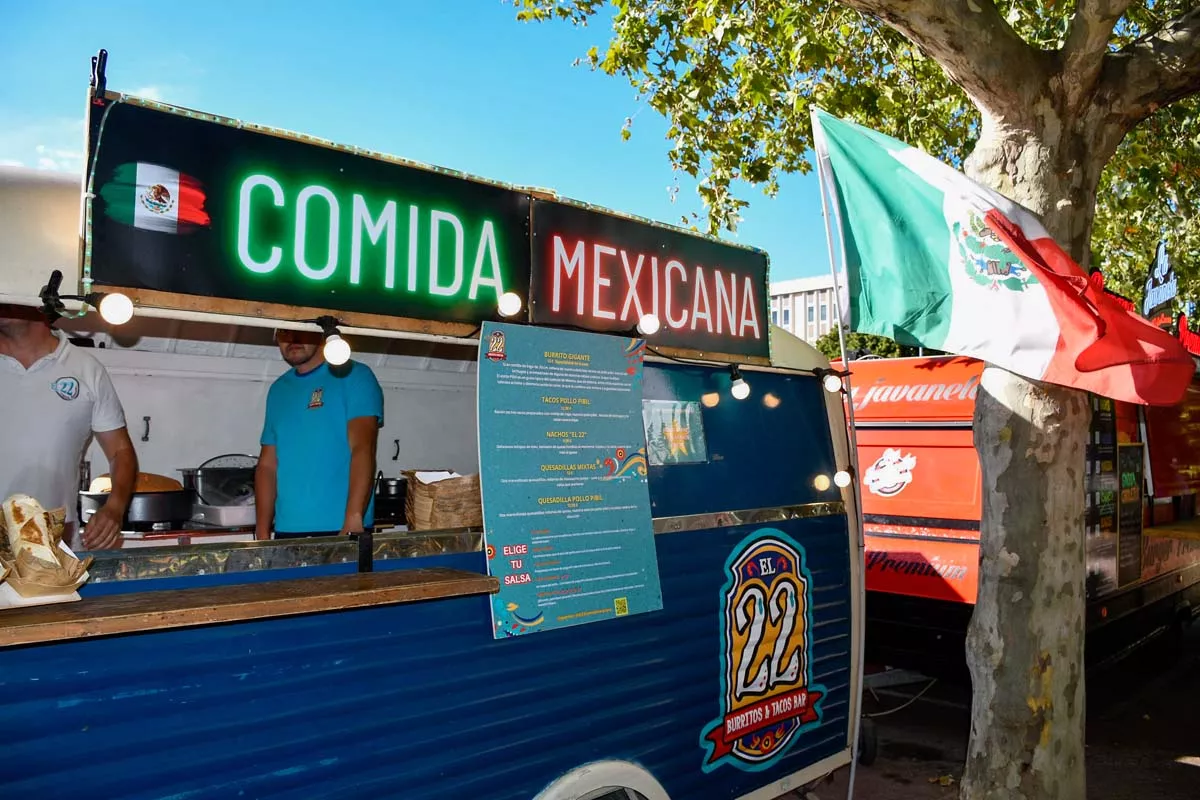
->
[340,363,384,535]
[255,445,278,541]
[83,427,138,550]
[341,417,378,534]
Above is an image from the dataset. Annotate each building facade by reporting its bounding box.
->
[770,274,837,344]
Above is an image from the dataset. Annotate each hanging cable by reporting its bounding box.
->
[864,679,939,718]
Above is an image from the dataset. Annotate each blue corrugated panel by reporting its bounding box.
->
[0,521,849,799]
[0,365,854,798]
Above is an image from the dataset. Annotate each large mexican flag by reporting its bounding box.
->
[811,109,1194,406]
[99,162,211,234]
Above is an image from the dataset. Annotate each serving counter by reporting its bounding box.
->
[0,568,498,647]
[0,528,491,648]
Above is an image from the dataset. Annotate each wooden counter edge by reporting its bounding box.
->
[0,567,499,648]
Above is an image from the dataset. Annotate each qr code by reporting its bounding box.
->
[614,597,629,616]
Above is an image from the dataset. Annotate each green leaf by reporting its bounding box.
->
[515,0,1200,303]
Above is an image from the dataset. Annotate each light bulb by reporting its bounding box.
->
[98,293,133,325]
[833,470,852,488]
[822,373,843,394]
[323,334,352,366]
[731,377,750,400]
[497,292,523,318]
[637,313,661,336]
[813,474,832,491]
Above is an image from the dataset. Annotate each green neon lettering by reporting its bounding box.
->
[469,220,504,300]
[294,185,339,281]
[429,210,464,297]
[238,175,284,274]
[407,204,419,293]
[351,195,397,288]
[232,176,507,304]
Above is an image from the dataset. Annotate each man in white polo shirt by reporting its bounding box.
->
[0,304,137,550]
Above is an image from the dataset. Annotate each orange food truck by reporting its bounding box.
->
[844,300,1200,677]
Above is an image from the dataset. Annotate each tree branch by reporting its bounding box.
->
[1060,1,1135,112]
[838,0,1049,116]
[1107,6,1200,125]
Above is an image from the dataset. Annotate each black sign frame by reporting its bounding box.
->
[80,90,774,363]
[527,198,771,360]
[83,92,533,331]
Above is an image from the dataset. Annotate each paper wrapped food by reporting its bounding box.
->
[0,494,91,598]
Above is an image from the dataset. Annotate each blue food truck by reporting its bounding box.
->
[0,52,864,800]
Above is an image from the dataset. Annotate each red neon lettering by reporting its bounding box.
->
[665,259,688,329]
[620,251,646,322]
[651,257,660,321]
[592,244,617,320]
[691,266,713,333]
[714,270,737,335]
[738,275,762,340]
[552,236,586,314]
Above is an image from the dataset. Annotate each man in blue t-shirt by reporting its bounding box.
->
[254,329,384,539]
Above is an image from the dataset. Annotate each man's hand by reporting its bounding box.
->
[255,445,278,541]
[340,512,365,536]
[87,427,137,551]
[82,504,124,550]
[342,415,379,536]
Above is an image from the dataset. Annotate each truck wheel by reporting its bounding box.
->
[857,717,878,767]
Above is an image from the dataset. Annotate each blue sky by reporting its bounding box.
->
[0,0,829,281]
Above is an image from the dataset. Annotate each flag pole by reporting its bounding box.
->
[811,106,867,800]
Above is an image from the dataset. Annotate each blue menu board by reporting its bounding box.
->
[477,321,663,639]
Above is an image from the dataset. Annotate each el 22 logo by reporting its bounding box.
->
[701,529,826,772]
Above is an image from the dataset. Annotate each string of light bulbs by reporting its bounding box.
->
[36,269,857,489]
[39,269,135,326]
[37,269,849,406]
[311,316,352,366]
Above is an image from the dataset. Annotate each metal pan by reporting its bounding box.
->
[179,467,256,506]
[79,489,197,531]
[373,472,407,526]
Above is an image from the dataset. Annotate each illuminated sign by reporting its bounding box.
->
[85,96,771,359]
[1143,240,1177,320]
[86,98,531,323]
[530,200,770,358]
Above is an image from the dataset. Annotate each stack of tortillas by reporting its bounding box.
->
[0,494,92,598]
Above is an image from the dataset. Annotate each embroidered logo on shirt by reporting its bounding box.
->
[52,377,80,401]
[308,387,324,409]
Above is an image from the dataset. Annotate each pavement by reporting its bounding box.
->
[778,622,1200,799]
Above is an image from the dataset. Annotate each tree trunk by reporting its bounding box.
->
[964,369,1089,799]
[958,108,1106,800]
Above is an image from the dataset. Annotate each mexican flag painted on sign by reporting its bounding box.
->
[99,162,211,234]
[811,109,1195,407]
